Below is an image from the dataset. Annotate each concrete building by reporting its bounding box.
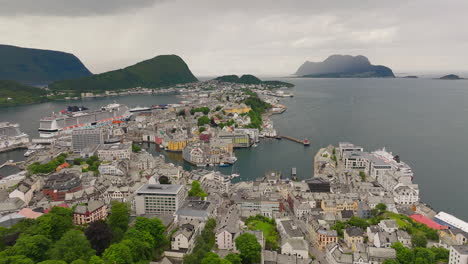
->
[281,238,309,259]
[449,245,468,264]
[72,129,103,153]
[344,227,364,251]
[171,224,196,252]
[97,143,131,161]
[135,184,185,215]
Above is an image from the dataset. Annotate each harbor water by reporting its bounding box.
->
[1,78,468,220]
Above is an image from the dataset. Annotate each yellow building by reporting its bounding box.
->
[321,199,357,213]
[167,140,188,152]
[224,104,251,114]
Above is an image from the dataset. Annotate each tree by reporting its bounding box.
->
[11,234,52,262]
[0,255,34,264]
[37,261,67,264]
[188,181,207,199]
[121,239,153,262]
[376,203,387,212]
[411,233,428,248]
[70,260,88,264]
[85,221,113,255]
[108,201,130,242]
[32,207,73,240]
[225,253,242,264]
[235,233,261,264]
[383,260,400,264]
[133,217,167,249]
[132,144,142,153]
[102,243,132,264]
[198,116,210,126]
[47,230,95,263]
[88,256,104,264]
[202,252,223,264]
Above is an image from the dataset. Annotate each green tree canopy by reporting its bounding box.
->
[102,243,132,264]
[411,233,428,248]
[133,217,167,249]
[108,201,130,242]
[225,253,242,264]
[47,230,95,263]
[11,234,52,262]
[0,255,34,264]
[188,181,207,199]
[235,233,261,264]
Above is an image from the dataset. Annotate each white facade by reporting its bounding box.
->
[216,230,235,250]
[135,184,185,215]
[97,143,131,161]
[449,245,468,264]
[281,238,309,259]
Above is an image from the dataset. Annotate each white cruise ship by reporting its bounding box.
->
[0,123,29,152]
[38,103,131,138]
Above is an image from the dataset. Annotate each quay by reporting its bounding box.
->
[0,160,16,169]
[280,135,310,146]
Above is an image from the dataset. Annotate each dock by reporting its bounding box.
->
[280,135,310,146]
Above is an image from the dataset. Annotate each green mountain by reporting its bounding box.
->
[50,55,198,92]
[295,55,395,78]
[214,74,294,87]
[0,44,92,84]
[0,80,49,106]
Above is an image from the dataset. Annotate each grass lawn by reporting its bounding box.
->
[247,220,279,250]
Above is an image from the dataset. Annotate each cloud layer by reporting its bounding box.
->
[0,0,466,75]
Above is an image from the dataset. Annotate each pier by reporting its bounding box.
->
[0,160,16,169]
[280,135,310,146]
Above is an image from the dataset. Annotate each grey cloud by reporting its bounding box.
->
[0,0,164,16]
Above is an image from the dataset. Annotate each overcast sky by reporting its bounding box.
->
[1,0,467,76]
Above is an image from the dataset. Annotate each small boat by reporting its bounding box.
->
[24,149,35,157]
[276,136,282,140]
[231,173,240,178]
[303,139,310,146]
[219,163,230,167]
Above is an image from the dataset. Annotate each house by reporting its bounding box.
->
[73,200,107,225]
[8,175,43,205]
[396,230,411,247]
[326,243,353,264]
[449,245,468,264]
[174,200,213,226]
[378,220,399,233]
[97,143,131,161]
[216,206,240,250]
[98,160,129,176]
[357,202,373,219]
[344,227,364,251]
[367,247,397,264]
[316,228,339,250]
[262,250,312,264]
[277,219,303,239]
[367,225,381,243]
[42,173,82,201]
[374,231,398,248]
[281,238,309,259]
[171,224,196,252]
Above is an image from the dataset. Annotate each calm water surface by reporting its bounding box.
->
[1,78,468,219]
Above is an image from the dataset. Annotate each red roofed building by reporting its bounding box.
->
[44,203,69,214]
[56,162,70,172]
[411,214,448,230]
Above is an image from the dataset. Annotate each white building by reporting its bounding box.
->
[172,224,196,252]
[281,238,309,259]
[449,245,468,264]
[97,143,131,161]
[135,184,185,215]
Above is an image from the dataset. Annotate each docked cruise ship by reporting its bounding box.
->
[0,123,29,152]
[38,103,131,138]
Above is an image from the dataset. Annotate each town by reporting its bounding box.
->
[0,80,467,264]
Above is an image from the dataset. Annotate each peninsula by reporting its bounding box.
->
[49,55,198,92]
[0,44,91,85]
[295,55,395,78]
[214,74,294,88]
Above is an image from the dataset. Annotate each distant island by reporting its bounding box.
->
[439,74,464,80]
[0,80,49,106]
[402,75,418,79]
[214,74,294,87]
[50,55,198,92]
[0,44,92,85]
[295,55,395,78]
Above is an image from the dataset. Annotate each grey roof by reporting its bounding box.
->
[380,219,398,229]
[0,198,25,212]
[175,201,210,218]
[282,238,308,251]
[74,200,105,214]
[452,245,468,255]
[346,226,364,237]
[279,219,303,238]
[136,184,183,195]
[368,247,396,259]
[0,213,25,228]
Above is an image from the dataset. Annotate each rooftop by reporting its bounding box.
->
[136,184,183,195]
